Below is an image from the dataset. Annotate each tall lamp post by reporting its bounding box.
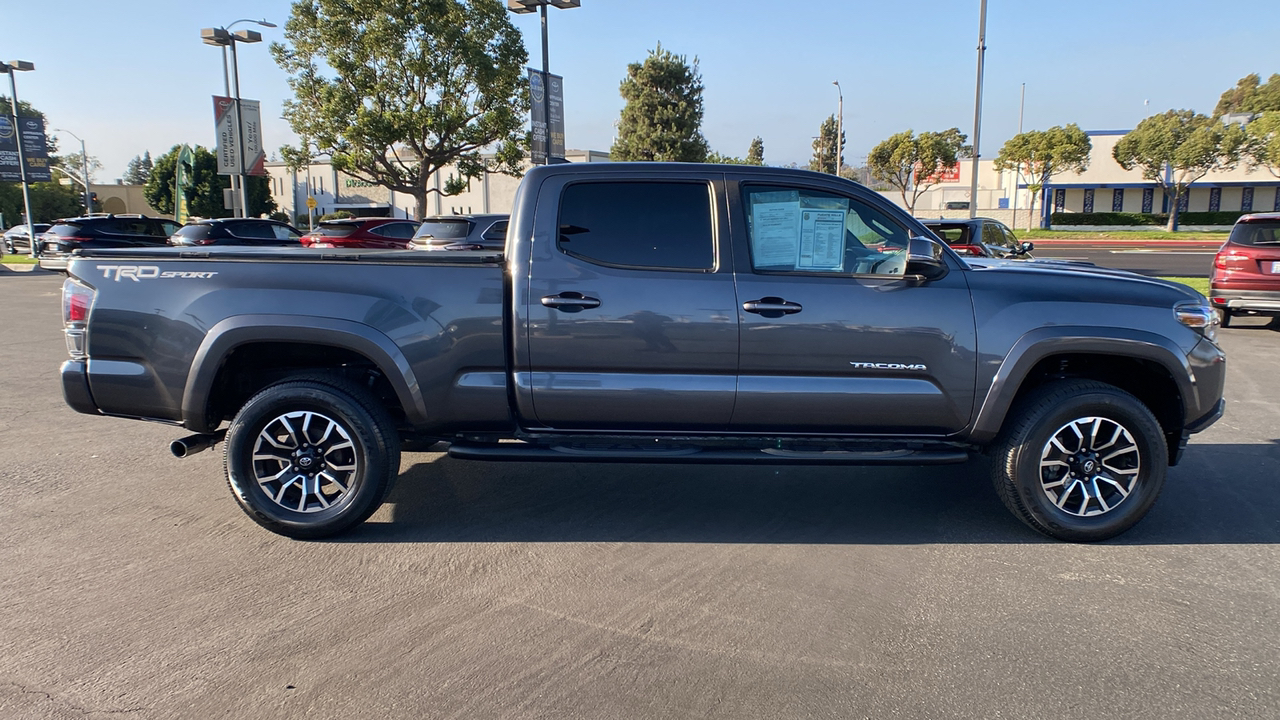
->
[832,81,843,175]
[3,60,38,258]
[507,0,580,165]
[967,0,988,219]
[201,19,275,217]
[55,128,93,214]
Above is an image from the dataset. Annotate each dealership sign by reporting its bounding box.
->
[0,115,53,183]
[212,96,266,176]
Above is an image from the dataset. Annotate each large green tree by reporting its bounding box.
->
[746,136,764,166]
[272,0,528,221]
[1244,112,1280,178]
[611,44,709,162]
[1113,110,1244,231]
[122,151,153,185]
[994,124,1091,229]
[808,115,844,174]
[867,128,969,213]
[144,145,275,219]
[1215,73,1280,116]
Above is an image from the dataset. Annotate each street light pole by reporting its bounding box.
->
[968,0,988,219]
[56,128,92,214]
[833,81,843,175]
[507,0,581,164]
[3,60,38,258]
[1011,82,1025,231]
[201,19,274,218]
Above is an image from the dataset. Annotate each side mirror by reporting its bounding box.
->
[1019,241,1034,255]
[904,236,949,282]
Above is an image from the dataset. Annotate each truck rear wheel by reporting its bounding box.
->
[990,380,1167,542]
[224,378,401,539]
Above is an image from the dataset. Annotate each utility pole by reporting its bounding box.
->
[968,0,988,219]
[833,81,843,175]
[1011,82,1025,230]
[4,61,38,258]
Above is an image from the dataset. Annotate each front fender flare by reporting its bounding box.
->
[181,314,428,432]
[968,326,1194,445]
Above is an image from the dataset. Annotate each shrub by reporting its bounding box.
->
[1051,211,1246,226]
[318,210,355,221]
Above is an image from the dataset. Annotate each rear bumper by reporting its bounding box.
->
[60,360,99,416]
[1208,288,1280,314]
[38,254,71,272]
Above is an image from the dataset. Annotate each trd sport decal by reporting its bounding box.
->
[97,265,218,281]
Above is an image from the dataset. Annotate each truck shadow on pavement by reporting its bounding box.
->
[342,439,1280,545]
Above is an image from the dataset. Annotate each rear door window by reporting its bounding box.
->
[1231,222,1280,246]
[371,222,418,239]
[557,181,715,270]
[228,222,275,239]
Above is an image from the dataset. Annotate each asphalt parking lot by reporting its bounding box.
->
[1,269,1277,720]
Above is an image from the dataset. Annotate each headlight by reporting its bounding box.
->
[1175,303,1217,342]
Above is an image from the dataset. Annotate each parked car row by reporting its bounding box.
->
[24,213,511,271]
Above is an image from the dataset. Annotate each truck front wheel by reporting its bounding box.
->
[224,378,401,539]
[990,380,1167,542]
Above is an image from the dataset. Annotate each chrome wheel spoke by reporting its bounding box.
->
[1040,416,1141,518]
[251,410,359,514]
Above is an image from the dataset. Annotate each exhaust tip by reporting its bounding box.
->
[170,440,192,458]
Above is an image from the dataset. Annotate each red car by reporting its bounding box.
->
[1210,212,1280,327]
[300,218,420,249]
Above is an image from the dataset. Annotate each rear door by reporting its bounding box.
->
[727,175,977,435]
[519,171,739,430]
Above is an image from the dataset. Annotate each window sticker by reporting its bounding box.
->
[798,209,846,270]
[749,190,801,267]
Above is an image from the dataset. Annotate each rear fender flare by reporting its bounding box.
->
[181,314,427,432]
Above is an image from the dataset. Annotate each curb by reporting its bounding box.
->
[1,263,48,273]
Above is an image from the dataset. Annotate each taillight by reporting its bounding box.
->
[62,278,96,359]
[1214,251,1251,270]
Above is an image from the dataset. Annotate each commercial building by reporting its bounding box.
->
[267,149,610,224]
[902,128,1280,228]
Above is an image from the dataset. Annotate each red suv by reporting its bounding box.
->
[300,218,420,249]
[1210,213,1280,327]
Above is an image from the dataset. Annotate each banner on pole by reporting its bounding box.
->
[174,145,194,223]
[239,99,266,176]
[0,115,53,182]
[528,69,565,164]
[212,96,240,175]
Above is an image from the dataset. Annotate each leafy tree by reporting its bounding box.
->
[1215,73,1280,116]
[994,124,1091,229]
[706,151,746,165]
[0,180,83,225]
[1113,110,1245,231]
[122,151,153,185]
[808,115,844,174]
[611,44,709,162]
[1244,112,1280,178]
[868,127,970,213]
[272,0,528,221]
[54,151,102,187]
[145,144,275,219]
[746,136,764,166]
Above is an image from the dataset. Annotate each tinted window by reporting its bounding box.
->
[272,225,301,241]
[172,225,214,241]
[557,182,714,270]
[157,221,182,236]
[313,222,359,237]
[415,220,473,240]
[47,223,85,237]
[227,222,275,239]
[1230,221,1280,246]
[982,222,1004,247]
[928,224,972,246]
[371,222,418,239]
[743,185,910,275]
[481,220,509,241]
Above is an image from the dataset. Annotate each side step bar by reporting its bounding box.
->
[448,442,970,466]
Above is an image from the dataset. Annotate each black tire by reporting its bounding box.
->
[989,379,1167,542]
[224,377,401,539]
[1218,309,1232,328]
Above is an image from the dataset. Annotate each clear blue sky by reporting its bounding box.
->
[5,0,1277,180]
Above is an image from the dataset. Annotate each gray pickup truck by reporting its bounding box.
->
[58,163,1226,542]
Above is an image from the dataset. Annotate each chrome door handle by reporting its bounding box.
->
[743,297,803,317]
[540,292,601,312]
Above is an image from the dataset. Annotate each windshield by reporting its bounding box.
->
[414,220,473,240]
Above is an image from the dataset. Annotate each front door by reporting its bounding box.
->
[521,174,739,431]
[728,178,977,435]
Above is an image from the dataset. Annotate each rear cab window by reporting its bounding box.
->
[1231,221,1280,246]
[557,182,715,270]
[415,220,473,241]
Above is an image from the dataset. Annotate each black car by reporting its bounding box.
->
[409,213,509,252]
[170,218,304,247]
[3,223,51,255]
[38,215,183,271]
[922,217,1033,258]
